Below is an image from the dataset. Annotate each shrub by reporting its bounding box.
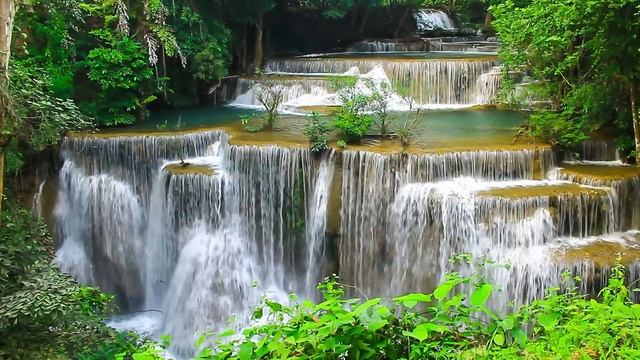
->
[331,76,375,143]
[254,78,287,130]
[190,258,640,360]
[0,204,149,359]
[303,112,332,152]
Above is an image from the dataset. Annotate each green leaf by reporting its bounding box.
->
[217,329,235,339]
[493,332,505,346]
[512,327,527,347]
[404,322,448,342]
[433,281,455,301]
[501,316,515,331]
[394,293,432,308]
[470,284,493,306]
[367,318,388,332]
[238,342,254,360]
[537,312,561,331]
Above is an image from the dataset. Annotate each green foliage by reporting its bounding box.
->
[528,111,590,147]
[492,0,640,155]
[331,76,375,143]
[193,40,231,82]
[147,256,639,360]
[3,59,92,166]
[250,78,286,130]
[304,112,332,152]
[84,29,156,126]
[0,204,150,359]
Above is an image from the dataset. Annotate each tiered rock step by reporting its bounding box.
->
[551,231,640,267]
[476,181,614,238]
[477,182,607,199]
[163,164,216,176]
[551,162,640,231]
[553,162,640,182]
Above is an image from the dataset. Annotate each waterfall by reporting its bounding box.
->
[476,67,502,104]
[549,165,640,231]
[304,152,336,296]
[265,58,497,105]
[338,149,552,295]
[52,128,640,356]
[348,40,430,52]
[54,131,340,356]
[161,222,259,358]
[232,77,333,108]
[414,9,456,32]
[55,161,145,309]
[61,131,226,206]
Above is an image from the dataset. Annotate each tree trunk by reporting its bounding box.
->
[358,8,371,36]
[254,14,264,72]
[484,12,493,29]
[631,81,640,164]
[241,25,247,73]
[394,8,410,38]
[0,0,16,220]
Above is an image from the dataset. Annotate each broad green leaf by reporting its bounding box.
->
[217,329,235,339]
[353,298,380,316]
[470,284,493,306]
[394,293,432,308]
[238,342,254,360]
[493,332,505,346]
[512,327,527,347]
[433,281,455,300]
[501,316,515,331]
[367,318,388,332]
[537,312,560,331]
[405,322,448,342]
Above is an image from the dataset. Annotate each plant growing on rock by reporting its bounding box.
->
[304,112,332,152]
[254,77,287,130]
[331,76,375,143]
[369,81,393,137]
[397,110,420,149]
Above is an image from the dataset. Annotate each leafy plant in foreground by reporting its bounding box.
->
[181,257,640,360]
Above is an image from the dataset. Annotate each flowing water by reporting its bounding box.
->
[47,41,640,357]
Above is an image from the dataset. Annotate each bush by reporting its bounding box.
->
[0,204,148,359]
[84,29,156,126]
[191,258,639,359]
[528,111,590,147]
[304,112,332,152]
[331,76,375,143]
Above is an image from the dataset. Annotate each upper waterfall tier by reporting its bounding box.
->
[261,54,498,106]
[414,9,456,32]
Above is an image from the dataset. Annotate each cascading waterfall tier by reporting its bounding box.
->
[61,131,227,205]
[549,163,640,231]
[414,9,456,32]
[264,57,498,105]
[339,148,554,295]
[55,132,337,356]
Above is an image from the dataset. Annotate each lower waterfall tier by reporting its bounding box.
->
[48,130,640,357]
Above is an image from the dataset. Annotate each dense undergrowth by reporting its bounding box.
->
[0,203,154,359]
[133,258,640,360]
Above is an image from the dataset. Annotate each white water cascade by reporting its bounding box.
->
[414,9,456,32]
[54,133,337,357]
[51,130,640,357]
